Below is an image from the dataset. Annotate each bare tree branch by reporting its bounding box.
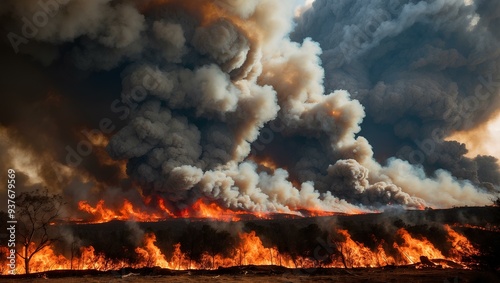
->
[16,189,64,274]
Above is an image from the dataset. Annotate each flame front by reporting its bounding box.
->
[1,225,480,274]
[77,199,165,223]
[76,198,348,223]
[20,196,474,274]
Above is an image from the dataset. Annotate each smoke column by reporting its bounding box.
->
[0,0,498,214]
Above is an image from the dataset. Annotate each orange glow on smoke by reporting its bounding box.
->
[259,159,278,171]
[140,0,243,27]
[330,110,342,118]
[251,156,279,173]
[80,130,128,180]
[138,0,260,47]
[447,112,500,161]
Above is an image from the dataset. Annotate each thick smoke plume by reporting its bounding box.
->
[0,0,498,214]
[292,0,500,193]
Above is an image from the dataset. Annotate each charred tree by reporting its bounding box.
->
[16,190,64,274]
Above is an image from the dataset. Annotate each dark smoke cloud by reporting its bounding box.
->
[0,0,498,214]
[292,0,500,189]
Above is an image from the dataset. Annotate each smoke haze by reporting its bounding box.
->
[0,0,499,214]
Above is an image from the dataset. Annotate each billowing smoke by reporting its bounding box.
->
[0,0,498,214]
[291,0,500,190]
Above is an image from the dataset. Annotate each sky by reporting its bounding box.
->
[450,115,500,160]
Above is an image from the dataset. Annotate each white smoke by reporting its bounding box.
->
[1,0,497,214]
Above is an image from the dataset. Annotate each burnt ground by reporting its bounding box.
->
[0,266,499,283]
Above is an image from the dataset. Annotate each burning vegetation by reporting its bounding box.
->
[0,225,479,274]
[1,191,499,275]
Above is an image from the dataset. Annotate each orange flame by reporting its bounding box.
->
[76,197,363,223]
[78,199,165,223]
[393,228,444,264]
[1,225,480,275]
[78,198,275,222]
[445,225,479,260]
[135,233,172,269]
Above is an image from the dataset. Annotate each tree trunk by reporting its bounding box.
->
[339,248,348,269]
[24,246,30,274]
[70,246,74,270]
